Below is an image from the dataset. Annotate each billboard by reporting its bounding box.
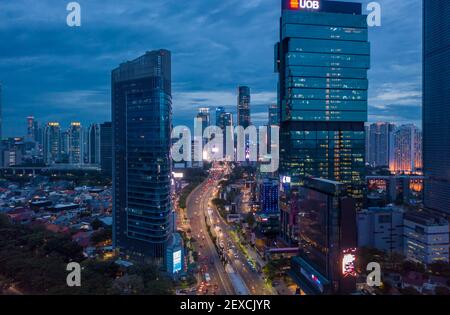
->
[173,250,182,273]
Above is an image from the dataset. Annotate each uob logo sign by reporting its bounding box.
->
[289,0,320,10]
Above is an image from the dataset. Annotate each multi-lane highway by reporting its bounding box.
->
[186,179,235,295]
[185,165,275,296]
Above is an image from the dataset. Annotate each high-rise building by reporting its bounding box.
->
[216,108,233,158]
[237,86,251,128]
[195,107,210,161]
[44,122,61,164]
[88,123,101,165]
[100,122,112,175]
[290,178,357,295]
[0,83,3,139]
[215,106,226,127]
[368,122,396,167]
[1,137,24,167]
[196,107,210,135]
[112,50,173,260]
[259,178,279,215]
[269,104,279,126]
[275,0,369,243]
[357,206,404,255]
[403,211,449,265]
[26,116,36,142]
[423,0,450,215]
[389,124,422,174]
[68,122,83,165]
[60,130,70,163]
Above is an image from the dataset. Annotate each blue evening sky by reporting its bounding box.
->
[0,0,422,137]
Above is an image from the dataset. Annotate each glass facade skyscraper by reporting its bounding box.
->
[88,123,101,165]
[112,50,173,260]
[44,122,61,165]
[290,178,357,295]
[68,122,83,165]
[367,122,395,168]
[275,0,369,244]
[100,122,112,176]
[423,0,450,215]
[237,86,251,128]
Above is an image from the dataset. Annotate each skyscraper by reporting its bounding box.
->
[196,107,210,135]
[368,122,396,167]
[26,116,36,143]
[112,50,173,260]
[259,178,279,215]
[68,122,83,165]
[237,86,251,128]
[60,130,70,163]
[100,122,112,175]
[215,106,225,127]
[88,123,101,165]
[389,124,422,174]
[269,104,279,126]
[275,1,369,228]
[44,122,61,165]
[423,0,450,215]
[290,178,357,295]
[216,109,233,161]
[0,83,3,139]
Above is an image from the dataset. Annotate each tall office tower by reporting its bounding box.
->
[237,86,251,128]
[423,0,450,215]
[269,104,279,126]
[0,83,3,139]
[82,128,89,164]
[389,124,422,174]
[43,122,61,164]
[195,108,211,160]
[290,178,357,295]
[364,124,369,164]
[215,106,225,127]
[26,116,36,142]
[368,122,396,167]
[275,1,369,242]
[88,123,101,165]
[60,130,70,162]
[217,111,233,131]
[68,122,83,165]
[196,107,210,135]
[259,178,279,215]
[100,122,112,175]
[112,50,173,260]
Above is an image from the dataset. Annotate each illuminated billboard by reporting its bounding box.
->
[342,248,357,277]
[172,172,184,179]
[173,250,182,273]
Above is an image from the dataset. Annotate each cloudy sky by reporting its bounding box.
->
[0,0,422,137]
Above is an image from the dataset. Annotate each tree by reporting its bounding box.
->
[110,274,145,295]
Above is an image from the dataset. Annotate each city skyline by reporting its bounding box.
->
[0,0,422,137]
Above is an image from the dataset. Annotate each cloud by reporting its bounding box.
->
[0,0,423,136]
